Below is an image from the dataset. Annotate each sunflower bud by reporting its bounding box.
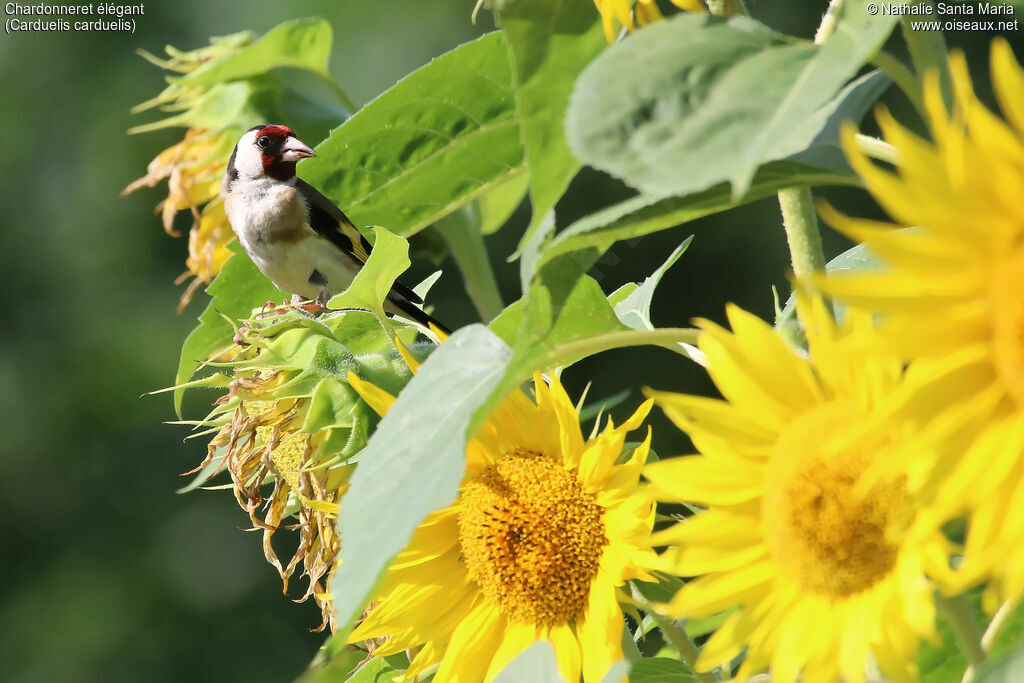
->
[185,308,422,630]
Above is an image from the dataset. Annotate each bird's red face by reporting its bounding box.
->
[223,125,317,187]
[251,125,316,180]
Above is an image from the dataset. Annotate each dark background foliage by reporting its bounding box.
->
[0,1,1012,680]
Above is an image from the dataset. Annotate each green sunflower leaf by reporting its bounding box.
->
[343,656,407,683]
[976,650,1024,683]
[172,18,335,86]
[296,645,365,683]
[493,641,563,683]
[327,227,411,324]
[537,161,859,269]
[300,32,526,238]
[174,241,280,417]
[498,0,606,254]
[628,657,697,683]
[566,6,896,200]
[614,238,692,331]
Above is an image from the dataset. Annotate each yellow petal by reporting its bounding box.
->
[578,576,623,683]
[667,560,774,618]
[549,624,582,683]
[347,371,396,416]
[645,454,764,506]
[483,619,538,681]
[436,600,506,683]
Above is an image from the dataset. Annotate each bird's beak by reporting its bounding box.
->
[281,137,316,161]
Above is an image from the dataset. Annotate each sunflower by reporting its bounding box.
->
[346,358,658,682]
[644,298,950,682]
[814,39,1024,602]
[592,0,705,43]
[123,127,238,309]
[185,308,412,630]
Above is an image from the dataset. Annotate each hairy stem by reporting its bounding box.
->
[778,186,827,281]
[771,0,839,322]
[962,597,1019,683]
[814,0,845,43]
[936,593,986,670]
[322,76,359,116]
[435,209,504,322]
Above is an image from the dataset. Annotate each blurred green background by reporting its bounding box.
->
[0,1,1015,681]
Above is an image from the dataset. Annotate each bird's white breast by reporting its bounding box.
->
[223,177,362,300]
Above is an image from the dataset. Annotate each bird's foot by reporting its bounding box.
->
[289,290,330,315]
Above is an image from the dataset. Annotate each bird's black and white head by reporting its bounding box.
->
[224,124,316,186]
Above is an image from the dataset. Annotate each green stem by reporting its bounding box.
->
[539,328,701,371]
[899,4,952,109]
[936,593,986,670]
[435,209,504,322]
[871,51,929,122]
[962,597,1019,683]
[814,0,845,43]
[630,584,717,683]
[770,2,837,322]
[981,597,1018,652]
[321,75,359,116]
[778,186,827,280]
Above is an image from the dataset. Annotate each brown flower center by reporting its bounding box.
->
[457,450,606,626]
[766,405,908,599]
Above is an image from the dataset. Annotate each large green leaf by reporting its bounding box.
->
[493,642,563,683]
[327,227,410,324]
[133,19,348,133]
[129,73,344,140]
[329,325,514,636]
[498,0,606,252]
[300,33,526,238]
[786,69,892,173]
[174,18,334,86]
[539,161,858,268]
[977,650,1024,683]
[173,241,280,416]
[614,239,692,331]
[726,0,896,195]
[629,658,697,683]
[566,7,896,200]
[344,656,407,683]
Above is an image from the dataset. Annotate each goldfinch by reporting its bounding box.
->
[221,124,449,332]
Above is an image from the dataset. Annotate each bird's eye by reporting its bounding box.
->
[257,135,271,148]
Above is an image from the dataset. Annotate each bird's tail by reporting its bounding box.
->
[384,291,452,336]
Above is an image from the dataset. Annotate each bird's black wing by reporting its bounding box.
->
[295,178,424,305]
